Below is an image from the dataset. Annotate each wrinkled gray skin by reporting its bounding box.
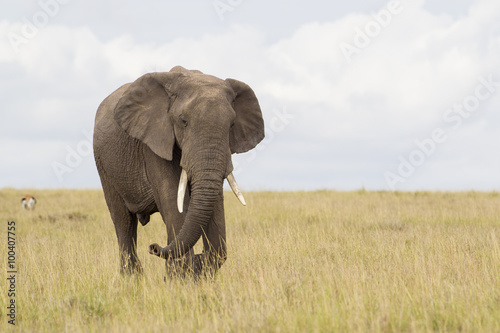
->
[93,66,264,276]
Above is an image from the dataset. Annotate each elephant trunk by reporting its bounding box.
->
[178,169,245,213]
[150,150,226,259]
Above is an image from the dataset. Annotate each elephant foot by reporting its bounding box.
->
[120,262,143,275]
[164,257,196,280]
[193,253,226,280]
[149,244,225,280]
[119,252,143,275]
[162,253,220,281]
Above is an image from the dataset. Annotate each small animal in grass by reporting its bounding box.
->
[21,195,36,211]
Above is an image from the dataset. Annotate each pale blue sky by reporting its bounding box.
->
[1,0,499,191]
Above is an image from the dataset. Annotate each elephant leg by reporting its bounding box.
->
[101,181,142,274]
[144,148,195,277]
[162,196,195,278]
[164,221,196,278]
[197,191,227,277]
[115,212,141,274]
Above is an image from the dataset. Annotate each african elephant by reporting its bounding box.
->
[93,66,264,276]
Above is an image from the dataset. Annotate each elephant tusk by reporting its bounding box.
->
[177,169,188,213]
[227,172,246,206]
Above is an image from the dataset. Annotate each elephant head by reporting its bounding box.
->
[113,66,264,259]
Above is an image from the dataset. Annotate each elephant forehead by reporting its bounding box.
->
[178,75,233,96]
[184,96,236,120]
[175,95,236,125]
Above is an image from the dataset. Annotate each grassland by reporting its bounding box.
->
[1,189,500,332]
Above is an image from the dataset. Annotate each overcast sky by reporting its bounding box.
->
[1,0,499,191]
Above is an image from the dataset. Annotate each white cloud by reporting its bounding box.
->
[1,0,499,190]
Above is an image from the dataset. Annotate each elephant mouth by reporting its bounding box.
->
[176,169,246,213]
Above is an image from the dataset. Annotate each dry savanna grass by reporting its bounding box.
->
[1,189,500,332]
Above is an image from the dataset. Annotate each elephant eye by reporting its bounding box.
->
[180,117,188,127]
[230,122,235,129]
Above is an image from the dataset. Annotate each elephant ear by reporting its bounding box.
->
[114,72,182,161]
[226,78,265,154]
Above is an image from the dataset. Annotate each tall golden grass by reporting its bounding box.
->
[1,189,499,332]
